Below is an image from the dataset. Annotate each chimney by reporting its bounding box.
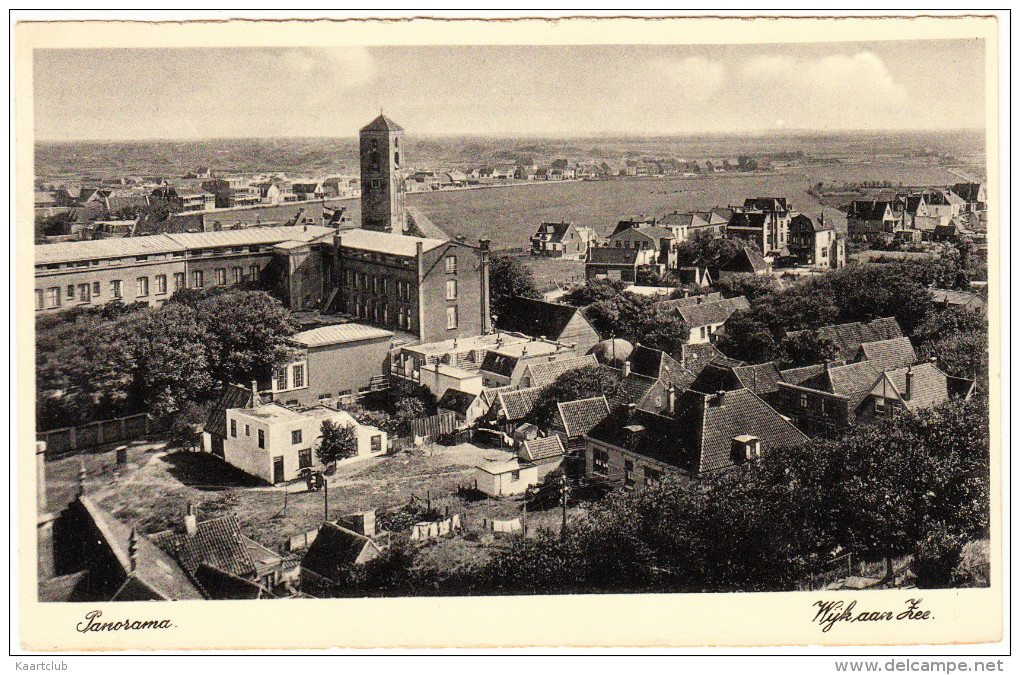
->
[345,511,376,538]
[128,528,139,573]
[622,360,631,377]
[479,239,492,334]
[627,402,637,420]
[37,441,48,515]
[904,366,913,401]
[250,379,259,403]
[184,502,198,536]
[667,385,676,416]
[712,390,726,407]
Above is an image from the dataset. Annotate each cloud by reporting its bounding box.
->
[647,56,725,103]
[738,51,908,126]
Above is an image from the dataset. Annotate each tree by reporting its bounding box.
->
[317,419,359,465]
[530,364,623,429]
[675,231,744,268]
[919,331,988,390]
[715,310,778,364]
[392,385,438,437]
[714,274,780,304]
[911,523,967,589]
[489,254,541,317]
[826,266,932,333]
[584,292,689,354]
[913,306,987,346]
[779,330,839,368]
[561,278,626,307]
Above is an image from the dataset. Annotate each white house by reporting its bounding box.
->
[223,403,387,484]
[472,454,539,497]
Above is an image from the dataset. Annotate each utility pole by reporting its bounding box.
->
[323,473,329,523]
[560,472,568,541]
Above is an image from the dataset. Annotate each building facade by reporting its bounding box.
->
[360,115,407,234]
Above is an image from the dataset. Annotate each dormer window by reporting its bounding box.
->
[731,435,761,463]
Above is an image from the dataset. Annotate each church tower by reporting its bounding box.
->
[359,114,406,233]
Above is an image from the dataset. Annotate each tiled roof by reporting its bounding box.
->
[300,523,381,582]
[779,363,830,386]
[534,222,573,243]
[521,435,565,462]
[337,229,448,256]
[437,389,479,416]
[847,200,894,221]
[205,383,256,439]
[875,363,954,411]
[150,514,257,579]
[193,563,267,600]
[35,233,185,265]
[629,344,696,390]
[653,292,724,312]
[674,343,733,376]
[743,197,788,212]
[557,395,611,438]
[524,354,600,388]
[854,337,917,372]
[805,361,882,411]
[494,297,587,341]
[931,288,986,309]
[786,317,903,362]
[76,497,205,601]
[677,296,750,329]
[481,385,514,407]
[480,351,520,378]
[292,323,393,348]
[588,247,641,265]
[693,362,782,397]
[496,387,543,421]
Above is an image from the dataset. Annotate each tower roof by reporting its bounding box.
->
[361,114,404,133]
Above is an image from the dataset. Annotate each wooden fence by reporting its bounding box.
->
[37,413,169,457]
[410,411,458,443]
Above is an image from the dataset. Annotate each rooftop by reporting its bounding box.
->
[292,323,394,348]
[336,228,448,257]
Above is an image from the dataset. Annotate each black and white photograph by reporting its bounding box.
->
[14,13,1003,653]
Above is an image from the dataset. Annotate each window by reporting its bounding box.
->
[136,277,149,297]
[445,255,457,273]
[92,282,101,297]
[230,419,237,438]
[874,396,886,414]
[191,270,204,288]
[700,326,707,339]
[643,467,661,485]
[249,264,260,281]
[291,363,304,387]
[446,306,458,330]
[155,275,167,295]
[510,470,521,481]
[371,435,382,454]
[245,424,250,437]
[446,279,457,300]
[624,459,635,488]
[46,287,61,308]
[275,366,288,391]
[173,273,185,291]
[35,289,43,311]
[233,267,243,284]
[67,284,75,300]
[298,448,312,469]
[216,268,227,286]
[78,283,91,303]
[799,393,808,408]
[592,448,609,476]
[292,429,303,445]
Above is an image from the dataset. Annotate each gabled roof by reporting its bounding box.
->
[727,212,768,229]
[437,389,479,417]
[720,247,769,273]
[496,387,543,422]
[205,383,257,439]
[873,362,955,412]
[524,354,600,388]
[742,197,789,212]
[361,114,404,133]
[785,317,903,362]
[629,344,696,390]
[520,436,565,463]
[853,337,917,372]
[931,288,986,309]
[674,342,734,377]
[803,361,882,411]
[480,351,521,378]
[533,222,573,242]
[405,206,451,240]
[846,200,895,221]
[193,563,269,600]
[677,296,750,329]
[588,247,642,265]
[653,292,724,312]
[300,523,382,583]
[779,363,831,386]
[690,361,781,397]
[557,395,611,438]
[952,183,984,202]
[74,497,205,601]
[494,297,591,341]
[150,514,257,579]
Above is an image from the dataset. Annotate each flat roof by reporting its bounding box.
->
[336,229,447,257]
[292,323,394,348]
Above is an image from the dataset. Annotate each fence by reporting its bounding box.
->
[410,411,458,444]
[287,527,321,553]
[37,413,169,457]
[409,514,462,541]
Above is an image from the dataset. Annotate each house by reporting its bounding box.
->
[478,340,578,388]
[788,213,846,269]
[583,388,808,486]
[472,455,539,496]
[851,336,917,372]
[586,340,697,412]
[951,183,987,213]
[605,223,676,269]
[44,496,205,602]
[586,246,646,283]
[203,383,260,459]
[668,295,750,345]
[437,388,488,427]
[300,521,384,597]
[266,323,394,407]
[202,176,261,208]
[689,360,783,405]
[488,387,544,433]
[518,435,566,480]
[867,362,975,418]
[292,181,325,200]
[726,198,794,255]
[715,246,771,278]
[551,395,612,460]
[494,297,603,355]
[149,507,281,598]
[223,403,387,484]
[418,363,484,400]
[530,222,599,259]
[783,317,903,363]
[152,182,216,212]
[673,342,736,378]
[931,288,987,314]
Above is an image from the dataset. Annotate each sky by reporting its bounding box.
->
[33,40,985,141]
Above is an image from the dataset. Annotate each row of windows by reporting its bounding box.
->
[39,246,265,272]
[36,265,261,310]
[274,363,306,392]
[592,448,660,486]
